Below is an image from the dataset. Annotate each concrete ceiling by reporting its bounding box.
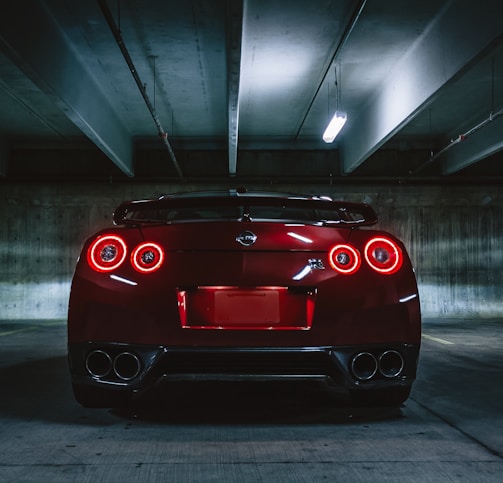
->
[1,0,503,183]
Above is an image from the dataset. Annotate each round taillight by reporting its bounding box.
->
[364,237,403,274]
[131,242,164,273]
[87,235,127,272]
[328,244,361,274]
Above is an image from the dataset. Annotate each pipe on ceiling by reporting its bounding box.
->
[409,106,503,177]
[98,0,184,180]
[295,0,368,139]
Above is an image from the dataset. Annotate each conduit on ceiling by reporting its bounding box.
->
[98,0,184,180]
[409,106,503,177]
[295,0,368,139]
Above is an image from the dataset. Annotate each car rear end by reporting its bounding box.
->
[68,192,421,407]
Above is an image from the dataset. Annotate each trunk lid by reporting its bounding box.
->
[139,221,352,252]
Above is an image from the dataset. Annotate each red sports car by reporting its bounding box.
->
[68,189,421,407]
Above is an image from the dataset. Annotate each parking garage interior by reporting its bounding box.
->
[1,1,502,481]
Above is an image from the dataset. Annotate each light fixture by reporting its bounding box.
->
[323,111,347,143]
[323,63,347,143]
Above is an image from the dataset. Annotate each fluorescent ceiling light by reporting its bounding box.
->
[322,111,347,143]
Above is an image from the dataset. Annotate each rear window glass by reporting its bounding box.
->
[125,206,242,222]
[124,204,341,223]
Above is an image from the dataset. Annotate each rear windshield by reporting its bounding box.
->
[122,203,365,225]
[115,192,377,226]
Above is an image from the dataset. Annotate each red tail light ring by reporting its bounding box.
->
[328,244,361,274]
[131,242,165,273]
[87,235,127,272]
[364,237,403,274]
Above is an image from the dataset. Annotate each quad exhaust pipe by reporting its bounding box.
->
[351,352,378,380]
[351,349,404,381]
[85,347,404,383]
[379,350,405,378]
[86,350,141,381]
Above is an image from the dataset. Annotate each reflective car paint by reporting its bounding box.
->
[68,191,421,408]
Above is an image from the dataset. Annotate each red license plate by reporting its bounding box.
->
[178,286,313,330]
[214,289,279,325]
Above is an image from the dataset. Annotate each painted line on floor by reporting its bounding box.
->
[0,320,66,337]
[422,333,455,345]
[42,320,66,327]
[0,326,39,337]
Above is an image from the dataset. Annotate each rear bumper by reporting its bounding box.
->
[68,342,420,399]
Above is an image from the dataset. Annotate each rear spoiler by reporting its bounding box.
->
[113,195,378,227]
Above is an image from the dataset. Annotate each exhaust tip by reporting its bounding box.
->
[113,352,141,381]
[351,352,378,381]
[378,350,404,378]
[86,350,112,378]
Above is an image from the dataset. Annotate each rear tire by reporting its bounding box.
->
[72,384,130,408]
[350,386,411,407]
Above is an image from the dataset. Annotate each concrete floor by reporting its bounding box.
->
[0,319,501,482]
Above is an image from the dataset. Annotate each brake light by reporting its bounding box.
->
[364,237,403,274]
[328,244,361,274]
[131,242,165,273]
[87,235,127,272]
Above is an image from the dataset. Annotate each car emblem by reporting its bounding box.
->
[308,259,325,270]
[236,230,257,246]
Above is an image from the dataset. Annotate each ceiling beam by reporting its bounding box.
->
[0,0,134,177]
[340,0,503,175]
[442,111,503,175]
[97,0,183,180]
[226,0,244,176]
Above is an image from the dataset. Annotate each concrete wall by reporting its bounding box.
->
[0,140,7,177]
[1,181,502,320]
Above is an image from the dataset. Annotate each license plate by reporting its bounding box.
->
[214,289,279,325]
[178,286,313,330]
